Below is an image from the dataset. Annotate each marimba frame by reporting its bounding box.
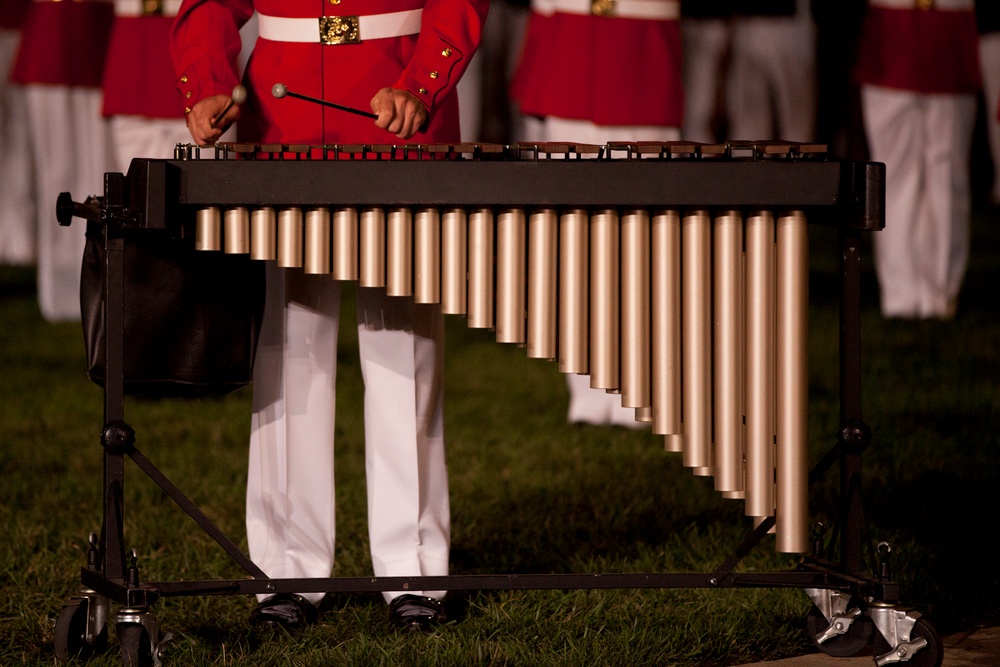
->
[52,142,943,667]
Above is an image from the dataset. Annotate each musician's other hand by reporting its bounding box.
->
[186,94,241,146]
[370,88,428,139]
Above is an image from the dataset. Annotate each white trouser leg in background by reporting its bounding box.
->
[25,85,110,322]
[681,18,730,144]
[726,15,816,142]
[0,30,36,266]
[108,115,191,170]
[862,85,975,319]
[978,32,1000,204]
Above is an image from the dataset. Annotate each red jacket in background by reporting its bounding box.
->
[0,0,31,30]
[103,4,186,119]
[854,1,980,96]
[511,0,684,127]
[11,0,113,87]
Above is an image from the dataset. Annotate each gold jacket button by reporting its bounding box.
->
[442,48,452,57]
[180,75,188,83]
[418,87,427,95]
[185,107,192,114]
[429,71,439,79]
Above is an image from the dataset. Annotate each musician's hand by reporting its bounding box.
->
[370,87,428,139]
[186,94,241,146]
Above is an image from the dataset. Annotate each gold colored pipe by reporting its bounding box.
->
[652,210,682,449]
[682,210,712,471]
[277,207,304,268]
[441,208,468,315]
[713,210,745,495]
[332,208,359,281]
[496,208,526,344]
[776,210,809,554]
[744,210,776,519]
[558,209,589,375]
[414,208,441,304]
[527,208,558,360]
[304,208,331,274]
[359,208,386,288]
[250,207,277,261]
[467,208,495,329]
[621,209,650,409]
[589,209,619,391]
[387,208,413,297]
[195,206,221,251]
[224,206,250,254]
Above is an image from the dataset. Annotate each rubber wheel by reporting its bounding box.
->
[872,616,943,667]
[54,599,108,662]
[806,603,874,657]
[117,623,154,667]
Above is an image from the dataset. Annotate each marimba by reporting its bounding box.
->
[54,142,939,667]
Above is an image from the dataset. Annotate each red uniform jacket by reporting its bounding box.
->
[854,2,980,95]
[103,12,187,119]
[511,0,684,127]
[11,0,113,87]
[0,0,31,30]
[171,0,488,144]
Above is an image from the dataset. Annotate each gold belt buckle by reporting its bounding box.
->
[591,0,616,16]
[142,0,164,16]
[319,16,361,45]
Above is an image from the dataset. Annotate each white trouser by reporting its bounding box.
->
[681,17,730,143]
[0,29,36,266]
[108,116,192,171]
[24,85,111,322]
[978,31,1000,203]
[862,85,976,319]
[521,116,677,426]
[726,13,817,142]
[247,266,449,605]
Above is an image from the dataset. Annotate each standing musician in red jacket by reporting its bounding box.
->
[103,0,191,171]
[510,0,683,428]
[854,0,980,320]
[172,0,487,633]
[12,0,114,322]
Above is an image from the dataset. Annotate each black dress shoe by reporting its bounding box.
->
[388,594,447,633]
[249,593,318,632]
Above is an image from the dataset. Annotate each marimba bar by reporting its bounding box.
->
[116,140,885,555]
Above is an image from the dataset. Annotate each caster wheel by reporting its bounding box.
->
[806,602,874,657]
[54,599,108,662]
[117,623,155,667]
[873,616,943,667]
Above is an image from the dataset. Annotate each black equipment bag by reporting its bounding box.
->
[81,220,265,397]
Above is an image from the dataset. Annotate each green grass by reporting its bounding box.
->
[1,206,998,666]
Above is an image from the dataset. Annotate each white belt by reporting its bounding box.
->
[113,0,183,17]
[534,0,679,20]
[257,10,423,45]
[868,0,973,10]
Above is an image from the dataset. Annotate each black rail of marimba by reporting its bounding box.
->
[113,157,884,233]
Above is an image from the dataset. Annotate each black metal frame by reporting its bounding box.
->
[57,142,892,631]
